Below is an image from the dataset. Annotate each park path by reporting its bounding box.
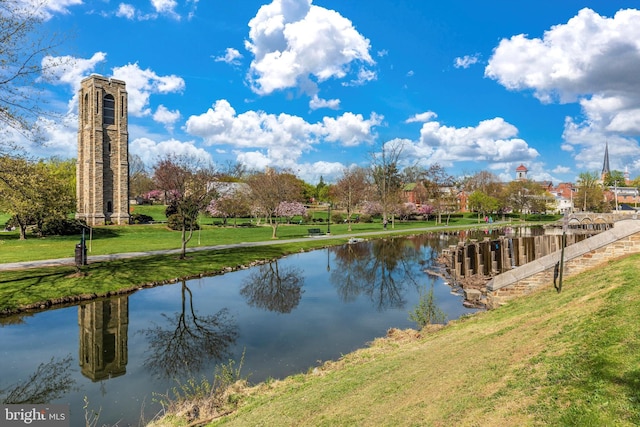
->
[0,225,470,271]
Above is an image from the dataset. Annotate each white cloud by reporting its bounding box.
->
[13,0,82,20]
[185,99,381,168]
[405,111,437,123]
[40,52,108,112]
[2,113,78,158]
[116,3,136,19]
[151,0,179,19]
[214,48,243,65]
[41,52,108,92]
[486,7,640,177]
[486,8,640,137]
[297,160,346,183]
[345,68,377,86]
[562,118,640,173]
[130,137,212,165]
[112,63,185,117]
[403,116,539,167]
[153,104,181,131]
[454,54,480,69]
[186,99,322,150]
[553,165,571,175]
[309,95,340,110]
[322,112,382,146]
[245,0,375,96]
[235,151,272,171]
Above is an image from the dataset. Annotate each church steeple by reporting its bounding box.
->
[601,141,611,181]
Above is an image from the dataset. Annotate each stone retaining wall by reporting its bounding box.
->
[486,219,640,308]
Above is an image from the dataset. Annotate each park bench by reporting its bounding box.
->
[307,228,324,237]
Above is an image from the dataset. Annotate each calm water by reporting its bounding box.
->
[0,234,481,426]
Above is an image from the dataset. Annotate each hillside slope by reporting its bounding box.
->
[154,253,640,427]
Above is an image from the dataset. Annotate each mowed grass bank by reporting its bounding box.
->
[151,253,640,427]
[0,237,349,313]
[0,205,546,264]
[0,216,486,264]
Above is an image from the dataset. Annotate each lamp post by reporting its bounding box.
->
[327,203,331,234]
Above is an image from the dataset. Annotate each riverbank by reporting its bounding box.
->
[149,252,640,427]
[0,222,522,316]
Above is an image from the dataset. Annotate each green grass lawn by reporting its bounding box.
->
[0,212,10,227]
[0,206,521,263]
[149,252,640,427]
[0,239,347,312]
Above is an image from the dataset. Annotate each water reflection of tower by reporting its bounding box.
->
[78,296,129,381]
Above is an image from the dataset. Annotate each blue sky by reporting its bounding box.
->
[15,0,640,184]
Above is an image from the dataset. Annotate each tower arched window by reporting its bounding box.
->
[103,94,115,125]
[83,93,88,124]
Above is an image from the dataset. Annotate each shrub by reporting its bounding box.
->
[409,287,447,328]
[165,202,178,218]
[331,213,344,224]
[359,214,373,223]
[167,214,200,231]
[130,213,154,224]
[38,218,87,236]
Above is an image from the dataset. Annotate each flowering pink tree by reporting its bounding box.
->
[144,189,164,203]
[362,200,383,216]
[206,198,229,223]
[418,204,435,220]
[246,170,304,238]
[275,201,307,224]
[396,202,417,220]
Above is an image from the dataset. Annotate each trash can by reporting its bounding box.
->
[75,242,87,266]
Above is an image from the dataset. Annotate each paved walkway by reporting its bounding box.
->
[0,225,473,271]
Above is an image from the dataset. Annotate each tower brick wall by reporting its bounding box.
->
[76,75,129,226]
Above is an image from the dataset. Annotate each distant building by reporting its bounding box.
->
[601,141,611,182]
[515,164,528,181]
[550,183,576,214]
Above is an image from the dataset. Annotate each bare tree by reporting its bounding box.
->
[0,0,72,148]
[369,140,405,227]
[245,168,304,238]
[141,281,238,378]
[240,260,304,313]
[129,153,154,199]
[153,154,217,258]
[423,164,455,224]
[331,166,370,231]
[1,355,75,404]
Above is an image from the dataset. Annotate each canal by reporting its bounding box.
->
[0,234,481,426]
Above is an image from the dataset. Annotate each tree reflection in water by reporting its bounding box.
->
[240,260,304,314]
[0,355,75,404]
[330,237,427,310]
[141,281,238,379]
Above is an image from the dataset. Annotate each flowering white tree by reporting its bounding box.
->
[206,191,250,227]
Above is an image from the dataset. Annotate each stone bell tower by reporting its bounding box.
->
[76,75,130,226]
